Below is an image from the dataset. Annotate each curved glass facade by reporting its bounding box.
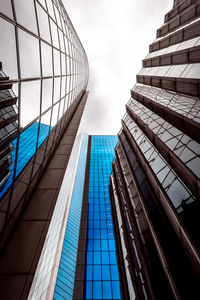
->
[0,0,88,239]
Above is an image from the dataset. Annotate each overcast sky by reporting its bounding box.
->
[63,0,173,134]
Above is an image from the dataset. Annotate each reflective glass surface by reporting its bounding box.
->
[84,136,121,300]
[128,99,200,177]
[123,113,196,212]
[0,122,52,198]
[54,134,89,300]
[133,83,200,124]
[0,0,88,239]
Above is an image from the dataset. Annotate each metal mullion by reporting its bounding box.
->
[36,0,47,11]
[65,23,73,113]
[48,0,62,141]
[21,0,43,209]
[46,0,58,155]
[54,1,65,134]
[70,36,75,106]
[60,19,68,120]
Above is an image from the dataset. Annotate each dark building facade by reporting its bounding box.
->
[0,0,88,299]
[110,0,200,299]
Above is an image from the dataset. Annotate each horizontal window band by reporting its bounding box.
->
[143,45,200,67]
[149,19,200,53]
[136,75,200,97]
[120,122,200,276]
[126,105,200,200]
[130,89,200,143]
[165,0,194,23]
[0,97,18,108]
[0,115,18,129]
[157,3,200,39]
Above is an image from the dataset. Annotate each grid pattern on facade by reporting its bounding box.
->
[0,122,51,198]
[84,136,121,300]
[53,133,89,300]
[0,0,88,241]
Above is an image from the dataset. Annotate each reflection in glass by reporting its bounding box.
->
[0,122,51,198]
[0,18,18,79]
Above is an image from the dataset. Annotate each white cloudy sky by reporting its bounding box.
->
[63,0,173,134]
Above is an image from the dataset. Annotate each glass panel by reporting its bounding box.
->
[154,65,170,76]
[36,3,51,43]
[37,0,46,10]
[186,157,200,177]
[180,63,200,79]
[14,0,38,34]
[51,102,59,126]
[0,17,18,79]
[58,29,65,52]
[42,78,53,112]
[165,64,187,77]
[53,77,61,103]
[61,77,66,98]
[58,98,64,120]
[50,19,59,48]
[20,80,41,127]
[40,109,51,127]
[53,3,62,29]
[41,41,53,76]
[46,0,55,20]
[18,28,40,78]
[53,48,61,76]
[178,37,200,50]
[0,0,13,19]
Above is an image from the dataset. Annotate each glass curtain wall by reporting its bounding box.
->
[0,0,88,239]
[84,136,121,300]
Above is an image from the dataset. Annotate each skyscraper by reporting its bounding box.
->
[0,0,88,298]
[25,134,121,300]
[110,0,200,299]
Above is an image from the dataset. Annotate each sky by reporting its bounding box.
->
[63,0,173,134]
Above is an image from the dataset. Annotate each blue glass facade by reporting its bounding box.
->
[84,136,121,300]
[0,122,52,198]
[52,135,121,299]
[54,133,89,300]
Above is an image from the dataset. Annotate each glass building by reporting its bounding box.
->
[110,0,200,299]
[26,134,121,300]
[0,0,88,299]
